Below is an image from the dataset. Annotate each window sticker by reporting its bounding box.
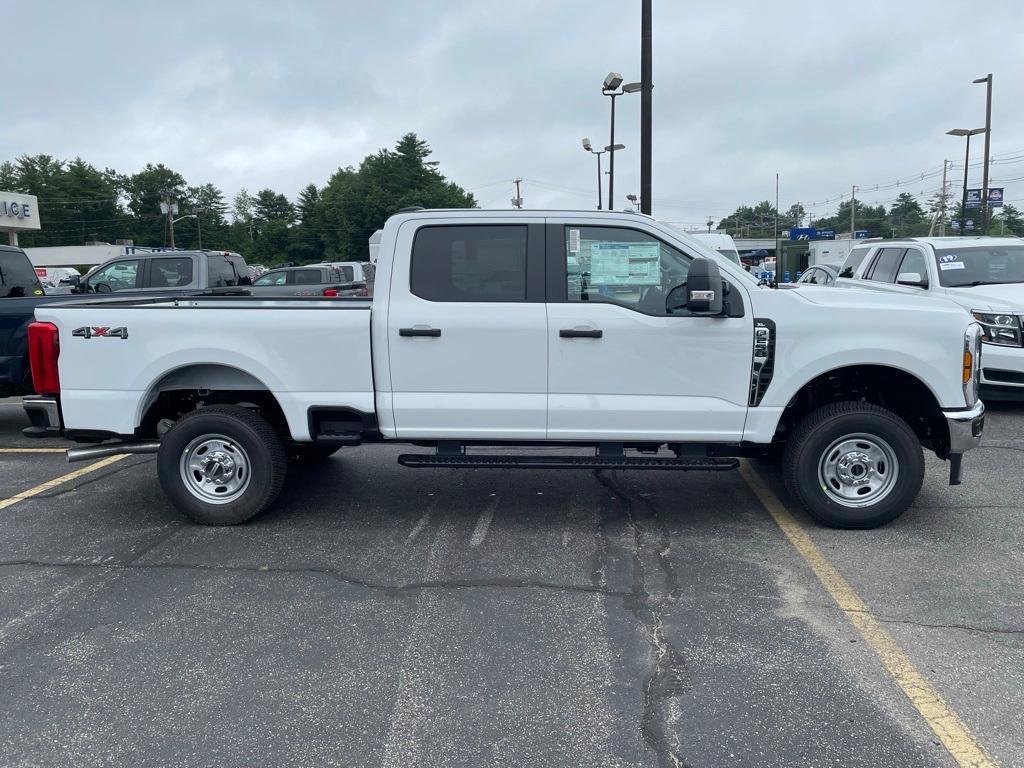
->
[938,254,960,263]
[589,242,661,286]
[568,229,580,253]
[939,262,965,271]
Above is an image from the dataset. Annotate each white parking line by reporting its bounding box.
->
[469,496,498,547]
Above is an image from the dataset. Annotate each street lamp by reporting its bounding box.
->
[973,74,993,231]
[581,137,606,210]
[626,194,640,212]
[172,213,201,250]
[602,72,642,211]
[947,128,986,234]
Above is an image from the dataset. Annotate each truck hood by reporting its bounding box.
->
[790,285,966,316]
[937,283,1024,312]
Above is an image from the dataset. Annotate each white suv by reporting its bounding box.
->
[836,236,1024,399]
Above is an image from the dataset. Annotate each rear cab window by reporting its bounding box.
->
[0,250,44,297]
[148,256,195,288]
[411,225,528,302]
[292,269,323,285]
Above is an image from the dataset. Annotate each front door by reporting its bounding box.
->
[386,219,547,439]
[546,222,753,442]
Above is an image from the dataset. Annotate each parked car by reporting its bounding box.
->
[834,236,1024,399]
[27,209,984,530]
[250,266,367,297]
[797,264,838,286]
[311,261,372,284]
[69,250,250,295]
[0,244,83,400]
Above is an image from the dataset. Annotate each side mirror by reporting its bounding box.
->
[685,258,724,315]
[896,272,927,288]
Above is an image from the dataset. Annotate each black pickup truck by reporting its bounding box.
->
[0,244,74,397]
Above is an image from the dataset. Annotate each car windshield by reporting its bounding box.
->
[934,244,1024,287]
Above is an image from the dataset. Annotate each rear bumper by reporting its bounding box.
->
[22,395,62,438]
[943,401,985,485]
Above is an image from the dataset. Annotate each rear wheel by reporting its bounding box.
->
[782,402,923,529]
[157,405,286,525]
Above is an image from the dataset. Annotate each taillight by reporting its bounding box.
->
[323,288,339,297]
[28,321,60,395]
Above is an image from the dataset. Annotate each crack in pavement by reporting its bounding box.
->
[0,558,629,599]
[854,610,1024,638]
[594,469,690,768]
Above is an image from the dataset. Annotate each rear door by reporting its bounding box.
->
[386,218,547,439]
[545,220,754,441]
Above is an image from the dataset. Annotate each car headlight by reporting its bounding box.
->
[971,311,1023,347]
[964,323,982,406]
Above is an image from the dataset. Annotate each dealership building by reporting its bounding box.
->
[0,191,40,246]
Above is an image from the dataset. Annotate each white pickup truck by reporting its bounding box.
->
[24,210,985,529]
[834,236,1024,399]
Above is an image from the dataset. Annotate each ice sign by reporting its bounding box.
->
[589,242,661,286]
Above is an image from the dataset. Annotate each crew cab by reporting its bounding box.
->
[835,236,1024,399]
[68,249,250,295]
[25,210,985,529]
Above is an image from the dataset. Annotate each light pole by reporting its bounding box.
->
[581,138,606,210]
[626,194,640,212]
[973,74,993,232]
[601,72,641,211]
[947,128,986,233]
[706,216,714,233]
[172,213,200,250]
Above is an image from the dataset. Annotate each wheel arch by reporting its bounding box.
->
[770,364,950,457]
[136,363,289,439]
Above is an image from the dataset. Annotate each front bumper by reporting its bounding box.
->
[943,400,985,485]
[979,342,1024,394]
[22,395,62,438]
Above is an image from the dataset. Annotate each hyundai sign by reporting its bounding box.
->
[0,192,41,232]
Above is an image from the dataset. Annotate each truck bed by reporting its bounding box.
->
[34,295,374,440]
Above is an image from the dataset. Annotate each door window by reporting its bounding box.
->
[865,248,906,283]
[148,256,194,288]
[88,260,141,292]
[292,269,323,285]
[565,226,690,315]
[411,225,527,302]
[838,247,872,278]
[0,251,43,297]
[897,249,928,286]
[254,271,287,286]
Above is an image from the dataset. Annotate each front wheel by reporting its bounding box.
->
[157,405,287,525]
[782,402,924,529]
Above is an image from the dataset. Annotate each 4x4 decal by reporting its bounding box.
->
[72,326,129,339]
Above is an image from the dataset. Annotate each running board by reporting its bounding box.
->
[397,454,739,471]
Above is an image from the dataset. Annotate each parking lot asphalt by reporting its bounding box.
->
[0,399,1021,768]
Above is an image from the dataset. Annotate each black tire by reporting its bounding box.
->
[782,401,924,529]
[287,444,341,463]
[157,405,286,525]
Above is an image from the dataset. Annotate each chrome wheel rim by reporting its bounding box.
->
[179,434,251,504]
[817,433,899,508]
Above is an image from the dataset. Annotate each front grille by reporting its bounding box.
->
[982,368,1024,385]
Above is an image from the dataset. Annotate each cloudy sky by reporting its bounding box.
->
[4,0,1022,228]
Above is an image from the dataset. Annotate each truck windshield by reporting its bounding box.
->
[934,245,1024,287]
[0,251,43,298]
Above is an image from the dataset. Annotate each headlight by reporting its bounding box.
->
[963,323,982,406]
[971,311,1023,347]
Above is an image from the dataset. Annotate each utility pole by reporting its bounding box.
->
[640,0,652,215]
[160,193,179,248]
[974,74,993,232]
[706,216,713,233]
[511,178,523,209]
[939,160,949,236]
[850,185,857,238]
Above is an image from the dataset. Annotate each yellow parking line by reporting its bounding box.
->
[738,461,997,768]
[0,448,68,454]
[0,455,127,511]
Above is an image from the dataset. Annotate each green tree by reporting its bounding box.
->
[993,204,1024,237]
[319,133,476,259]
[888,193,927,237]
